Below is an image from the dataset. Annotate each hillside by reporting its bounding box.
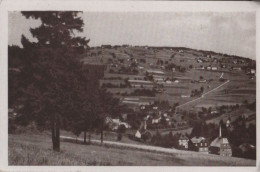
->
[81,46,256,108]
[9,133,255,166]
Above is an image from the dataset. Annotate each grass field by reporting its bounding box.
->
[9,133,255,166]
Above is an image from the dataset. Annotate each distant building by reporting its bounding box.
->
[199,79,207,83]
[209,124,232,157]
[190,137,209,153]
[105,117,131,130]
[146,69,164,75]
[232,67,241,71]
[178,135,189,149]
[226,117,231,128]
[211,67,217,71]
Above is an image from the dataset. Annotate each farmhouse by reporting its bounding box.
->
[178,135,189,149]
[146,69,164,75]
[128,79,153,88]
[209,124,232,157]
[105,117,131,130]
[211,66,217,71]
[232,67,242,71]
[190,137,209,153]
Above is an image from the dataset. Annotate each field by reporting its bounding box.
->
[9,133,256,166]
[82,46,256,113]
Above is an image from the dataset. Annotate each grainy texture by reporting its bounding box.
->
[9,134,255,166]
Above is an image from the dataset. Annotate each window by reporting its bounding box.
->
[201,143,203,146]
[205,143,207,146]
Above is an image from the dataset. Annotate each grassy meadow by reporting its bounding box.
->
[9,133,255,166]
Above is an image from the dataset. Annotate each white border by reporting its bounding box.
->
[0,1,259,172]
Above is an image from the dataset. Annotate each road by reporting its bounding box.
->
[176,80,230,110]
[60,135,186,154]
[59,135,255,166]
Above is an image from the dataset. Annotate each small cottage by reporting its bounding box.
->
[178,135,189,149]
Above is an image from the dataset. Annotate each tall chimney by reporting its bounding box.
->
[219,124,222,138]
[144,120,147,130]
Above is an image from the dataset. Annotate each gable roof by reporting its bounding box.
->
[179,135,189,140]
[191,137,206,144]
[210,137,230,148]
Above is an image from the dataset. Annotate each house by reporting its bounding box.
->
[135,120,153,142]
[232,67,241,71]
[209,124,232,157]
[152,117,161,124]
[239,143,256,153]
[211,67,217,71]
[226,117,231,128]
[211,110,218,115]
[105,117,131,130]
[146,69,164,75]
[190,137,209,153]
[181,95,190,98]
[199,79,207,83]
[197,59,203,63]
[178,135,189,149]
[242,113,249,119]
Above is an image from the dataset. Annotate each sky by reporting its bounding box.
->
[9,12,256,59]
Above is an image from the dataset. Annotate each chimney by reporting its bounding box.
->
[219,124,222,138]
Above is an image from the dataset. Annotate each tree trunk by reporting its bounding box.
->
[101,121,104,144]
[88,126,91,144]
[84,129,87,144]
[51,116,60,152]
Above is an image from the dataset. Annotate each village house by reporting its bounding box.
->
[232,67,242,71]
[105,117,131,131]
[209,124,232,157]
[211,66,217,71]
[178,135,189,149]
[135,120,153,142]
[190,137,209,153]
[146,69,164,76]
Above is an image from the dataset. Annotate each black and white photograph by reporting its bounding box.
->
[1,0,259,170]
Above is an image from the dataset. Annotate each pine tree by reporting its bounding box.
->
[15,11,90,151]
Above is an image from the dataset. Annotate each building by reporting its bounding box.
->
[211,67,218,71]
[105,117,131,131]
[226,117,231,128]
[209,124,232,157]
[232,67,241,71]
[190,137,209,153]
[178,135,189,149]
[146,69,164,75]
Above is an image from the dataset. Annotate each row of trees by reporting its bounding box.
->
[9,12,124,152]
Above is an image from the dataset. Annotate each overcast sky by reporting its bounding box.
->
[9,12,255,59]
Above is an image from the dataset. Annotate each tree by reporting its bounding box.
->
[13,12,90,152]
[95,89,122,144]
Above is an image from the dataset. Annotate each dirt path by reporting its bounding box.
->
[60,135,255,166]
[176,80,230,110]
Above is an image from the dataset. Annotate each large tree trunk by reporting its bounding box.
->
[84,129,87,144]
[88,127,91,143]
[100,121,104,144]
[51,115,60,152]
